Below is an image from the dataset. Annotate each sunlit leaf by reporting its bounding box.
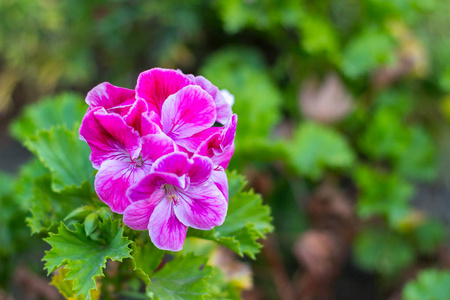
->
[147,253,213,300]
[10,93,86,142]
[25,125,94,192]
[43,219,132,298]
[189,171,273,259]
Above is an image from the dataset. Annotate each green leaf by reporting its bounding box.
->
[14,159,50,210]
[354,228,415,277]
[342,27,396,78]
[403,269,450,300]
[355,165,413,227]
[288,122,355,179]
[189,171,273,259]
[26,175,93,234]
[84,213,99,237]
[200,48,282,154]
[298,14,340,63]
[11,93,87,142]
[25,125,94,192]
[413,219,446,255]
[147,253,213,300]
[43,219,132,298]
[50,266,100,300]
[131,240,165,285]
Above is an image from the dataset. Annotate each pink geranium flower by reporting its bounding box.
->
[79,67,236,248]
[124,152,228,251]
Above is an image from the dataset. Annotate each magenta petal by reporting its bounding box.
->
[211,167,229,201]
[196,114,237,169]
[151,152,191,177]
[188,155,213,185]
[135,68,192,115]
[86,82,135,109]
[141,111,163,136]
[79,108,141,169]
[95,159,150,213]
[140,134,176,165]
[161,85,216,139]
[148,199,187,251]
[124,98,149,134]
[193,76,233,124]
[175,127,222,153]
[123,199,159,230]
[221,114,238,149]
[127,172,187,202]
[174,180,228,230]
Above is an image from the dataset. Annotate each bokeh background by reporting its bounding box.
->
[1,0,450,299]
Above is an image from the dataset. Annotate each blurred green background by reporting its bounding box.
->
[1,0,450,299]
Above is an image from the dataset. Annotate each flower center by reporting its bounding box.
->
[164,184,179,204]
[135,156,144,167]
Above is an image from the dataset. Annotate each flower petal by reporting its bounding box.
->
[95,159,150,213]
[151,152,191,177]
[175,127,222,153]
[174,180,228,230]
[79,108,141,169]
[140,134,176,165]
[161,85,216,139]
[141,111,163,136]
[123,199,160,230]
[211,167,229,201]
[193,76,233,124]
[127,172,187,202]
[86,82,135,111]
[188,155,213,186]
[196,114,237,169]
[148,199,187,251]
[135,68,191,115]
[124,98,149,134]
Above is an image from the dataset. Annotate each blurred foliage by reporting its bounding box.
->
[1,0,450,299]
[403,269,450,300]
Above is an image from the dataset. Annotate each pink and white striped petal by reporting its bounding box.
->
[79,108,141,169]
[174,180,228,230]
[123,199,161,231]
[148,199,188,251]
[94,159,150,213]
[135,68,192,115]
[161,85,216,139]
[86,82,135,111]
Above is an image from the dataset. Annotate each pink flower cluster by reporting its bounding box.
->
[79,68,237,251]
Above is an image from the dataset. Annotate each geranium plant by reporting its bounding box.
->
[12,69,273,299]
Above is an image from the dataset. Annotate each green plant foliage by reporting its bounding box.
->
[412,219,446,255]
[43,219,132,298]
[200,47,283,164]
[298,14,340,62]
[189,171,273,259]
[10,93,86,142]
[131,240,165,285]
[50,266,100,300]
[25,125,94,192]
[354,228,415,277]
[26,175,92,234]
[0,172,27,256]
[403,269,450,300]
[288,122,355,179]
[355,165,414,227]
[146,253,214,300]
[342,27,397,78]
[359,92,437,181]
